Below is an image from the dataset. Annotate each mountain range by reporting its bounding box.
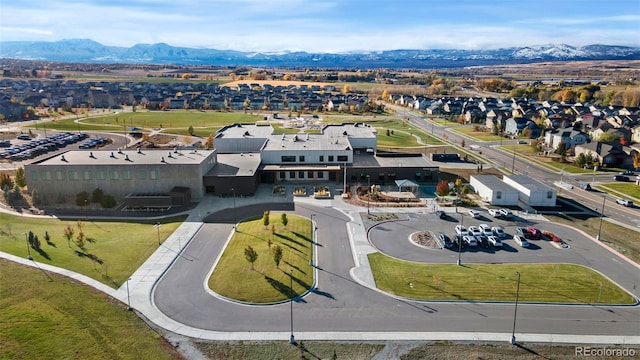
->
[1,39,639,68]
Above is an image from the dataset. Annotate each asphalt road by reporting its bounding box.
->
[153,204,640,336]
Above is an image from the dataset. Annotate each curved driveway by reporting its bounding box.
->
[154,203,640,337]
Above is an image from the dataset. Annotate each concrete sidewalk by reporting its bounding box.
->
[3,185,640,344]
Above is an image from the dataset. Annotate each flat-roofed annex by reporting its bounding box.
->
[36,148,215,166]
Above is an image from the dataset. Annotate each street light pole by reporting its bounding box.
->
[126,278,132,311]
[511,144,517,173]
[231,188,237,231]
[510,271,521,345]
[24,233,33,260]
[154,223,160,245]
[597,195,606,241]
[289,269,295,344]
[457,214,463,266]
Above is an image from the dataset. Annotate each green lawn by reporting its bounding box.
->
[376,130,420,147]
[209,213,313,303]
[596,182,640,200]
[368,253,635,304]
[453,126,503,141]
[30,111,259,132]
[0,213,185,288]
[0,260,181,360]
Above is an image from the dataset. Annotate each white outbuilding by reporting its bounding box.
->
[470,175,519,206]
[503,175,557,207]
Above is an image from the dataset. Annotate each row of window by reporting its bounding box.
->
[352,172,434,182]
[281,155,349,163]
[32,169,160,181]
[279,171,325,179]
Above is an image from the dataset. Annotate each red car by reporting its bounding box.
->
[526,227,542,239]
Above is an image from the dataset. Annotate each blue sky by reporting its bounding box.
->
[1,0,638,52]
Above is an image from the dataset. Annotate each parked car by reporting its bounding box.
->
[515,227,530,239]
[487,235,503,247]
[491,226,507,238]
[613,175,630,182]
[438,233,453,248]
[477,235,490,248]
[579,183,592,191]
[499,208,513,218]
[468,209,479,218]
[616,198,633,207]
[468,226,482,237]
[455,225,468,236]
[488,208,502,218]
[17,134,31,140]
[463,235,478,247]
[479,224,492,236]
[453,234,466,249]
[526,227,542,239]
[435,210,446,219]
[620,170,634,175]
[513,235,530,248]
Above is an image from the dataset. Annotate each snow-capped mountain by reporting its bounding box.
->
[1,39,638,68]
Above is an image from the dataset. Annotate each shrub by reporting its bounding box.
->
[75,191,90,206]
[100,195,116,208]
[91,188,104,203]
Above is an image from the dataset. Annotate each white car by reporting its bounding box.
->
[513,235,530,248]
[463,235,478,247]
[455,225,468,236]
[499,208,513,218]
[491,226,507,238]
[487,235,503,247]
[468,226,483,237]
[468,209,480,218]
[488,208,502,217]
[479,224,492,236]
[615,198,633,207]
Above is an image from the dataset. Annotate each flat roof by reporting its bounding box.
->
[262,133,352,151]
[352,152,437,168]
[36,149,215,166]
[216,123,274,139]
[471,175,519,191]
[322,123,377,139]
[504,175,553,191]
[206,153,261,177]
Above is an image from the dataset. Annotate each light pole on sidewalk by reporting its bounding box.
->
[510,271,521,345]
[597,195,606,241]
[231,188,237,232]
[126,278,132,311]
[289,269,295,344]
[154,223,161,245]
[457,214,463,266]
[366,175,371,215]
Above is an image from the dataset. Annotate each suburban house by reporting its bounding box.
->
[544,129,590,151]
[574,142,639,168]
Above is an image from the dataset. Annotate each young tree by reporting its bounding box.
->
[435,180,450,197]
[63,225,74,248]
[14,167,26,188]
[44,231,51,245]
[0,172,12,189]
[280,213,288,227]
[244,246,258,270]
[75,230,85,250]
[75,191,90,206]
[634,153,640,171]
[272,245,283,268]
[188,125,195,136]
[575,153,586,168]
[262,210,270,228]
[91,188,104,203]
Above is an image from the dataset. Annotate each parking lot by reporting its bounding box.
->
[367,209,610,267]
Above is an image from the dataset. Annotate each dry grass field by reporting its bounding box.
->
[221,79,331,88]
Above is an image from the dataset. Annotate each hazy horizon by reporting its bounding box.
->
[1,0,639,53]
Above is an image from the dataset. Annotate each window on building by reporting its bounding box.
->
[41,171,51,180]
[96,171,105,180]
[378,173,385,181]
[299,155,305,162]
[547,191,553,199]
[307,171,314,178]
[337,155,348,162]
[328,155,334,162]
[298,171,305,179]
[109,171,119,180]
[496,191,502,199]
[69,171,79,181]
[317,171,324,179]
[55,171,65,181]
[279,171,285,179]
[122,170,132,180]
[139,171,146,180]
[415,172,421,180]
[319,155,324,162]
[282,156,296,162]
[289,171,295,178]
[83,171,91,180]
[150,170,159,180]
[30,172,38,181]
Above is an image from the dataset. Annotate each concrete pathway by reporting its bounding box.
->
[2,184,640,345]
